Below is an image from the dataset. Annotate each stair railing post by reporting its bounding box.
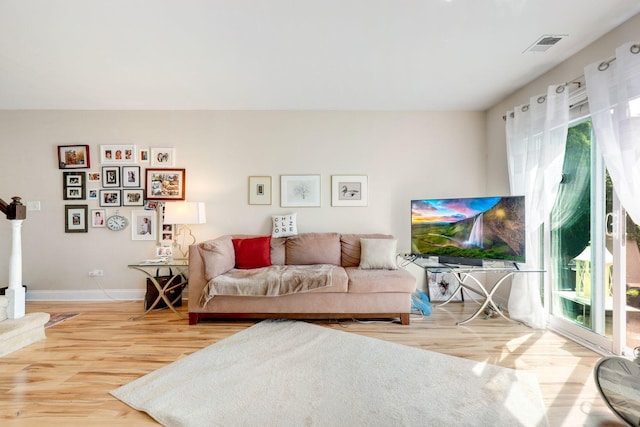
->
[3,197,27,319]
[7,218,25,319]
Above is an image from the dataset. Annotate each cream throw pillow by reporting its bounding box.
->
[272,213,298,238]
[359,238,398,270]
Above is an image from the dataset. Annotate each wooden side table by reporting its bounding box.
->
[128,259,188,320]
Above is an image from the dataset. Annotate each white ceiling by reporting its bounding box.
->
[1,0,639,111]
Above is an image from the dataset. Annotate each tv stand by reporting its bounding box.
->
[411,259,543,325]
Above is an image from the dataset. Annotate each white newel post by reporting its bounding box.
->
[7,219,25,319]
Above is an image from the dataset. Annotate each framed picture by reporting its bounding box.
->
[161,223,174,244]
[88,189,98,200]
[62,171,86,200]
[145,168,186,200]
[87,172,101,182]
[102,166,120,187]
[150,147,176,167]
[156,246,173,258]
[65,204,88,233]
[138,148,150,164]
[91,208,106,228]
[58,145,90,169]
[248,176,272,205]
[122,189,144,206]
[280,175,321,207]
[122,166,141,188]
[331,175,368,207]
[131,210,157,241]
[427,271,464,303]
[99,189,121,207]
[99,145,136,165]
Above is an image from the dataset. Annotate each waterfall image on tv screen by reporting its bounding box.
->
[411,196,526,263]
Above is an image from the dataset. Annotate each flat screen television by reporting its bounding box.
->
[411,195,526,266]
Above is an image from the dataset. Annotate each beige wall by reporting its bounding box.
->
[485,13,640,193]
[0,110,484,298]
[4,13,637,300]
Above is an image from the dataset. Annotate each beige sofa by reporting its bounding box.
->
[188,232,416,325]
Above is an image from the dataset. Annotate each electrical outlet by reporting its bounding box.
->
[88,270,104,277]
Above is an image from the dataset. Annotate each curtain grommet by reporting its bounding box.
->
[555,85,565,94]
[631,44,640,55]
[521,105,529,112]
[598,61,610,71]
[537,96,546,104]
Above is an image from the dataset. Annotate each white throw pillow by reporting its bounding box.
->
[359,238,398,270]
[272,213,298,238]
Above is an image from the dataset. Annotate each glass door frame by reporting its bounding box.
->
[544,120,628,356]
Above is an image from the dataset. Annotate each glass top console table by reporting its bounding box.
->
[411,257,543,325]
[128,259,189,320]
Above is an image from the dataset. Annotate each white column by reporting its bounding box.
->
[7,219,25,319]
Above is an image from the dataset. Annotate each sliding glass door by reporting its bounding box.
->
[624,213,640,352]
[547,118,640,355]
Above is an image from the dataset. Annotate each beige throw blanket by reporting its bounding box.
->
[201,264,335,306]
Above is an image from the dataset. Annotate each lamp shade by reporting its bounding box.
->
[163,202,206,225]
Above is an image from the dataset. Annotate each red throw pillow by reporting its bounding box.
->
[232,236,272,269]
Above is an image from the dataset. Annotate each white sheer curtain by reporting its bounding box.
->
[505,85,569,329]
[585,42,640,224]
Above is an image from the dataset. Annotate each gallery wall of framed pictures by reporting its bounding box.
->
[57,144,184,238]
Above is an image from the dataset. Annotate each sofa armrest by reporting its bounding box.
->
[188,236,235,311]
[188,244,208,312]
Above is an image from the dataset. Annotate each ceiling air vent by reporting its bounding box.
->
[524,34,567,53]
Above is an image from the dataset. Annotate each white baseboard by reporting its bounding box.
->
[26,289,145,301]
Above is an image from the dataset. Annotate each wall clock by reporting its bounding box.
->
[106,212,129,231]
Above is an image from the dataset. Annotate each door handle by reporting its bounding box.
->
[605,212,614,237]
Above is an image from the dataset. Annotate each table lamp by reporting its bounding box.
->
[163,201,206,258]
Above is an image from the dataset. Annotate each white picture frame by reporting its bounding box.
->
[280,175,321,207]
[138,148,150,164]
[156,246,173,258]
[248,176,272,205]
[99,145,137,165]
[131,210,157,241]
[331,175,368,207]
[91,209,106,228]
[150,147,176,167]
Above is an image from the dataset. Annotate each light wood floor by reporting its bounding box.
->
[0,301,626,426]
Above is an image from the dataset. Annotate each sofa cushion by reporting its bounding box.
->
[346,267,416,293]
[272,213,298,238]
[285,233,341,265]
[270,237,286,265]
[232,236,272,269]
[340,233,392,267]
[200,235,235,281]
[359,238,398,270]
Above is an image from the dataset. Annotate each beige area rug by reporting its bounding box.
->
[111,320,548,427]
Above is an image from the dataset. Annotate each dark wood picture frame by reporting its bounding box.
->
[102,166,121,188]
[145,168,186,200]
[122,189,144,206]
[58,145,90,169]
[62,171,86,200]
[122,166,141,188]
[99,189,121,207]
[65,204,88,233]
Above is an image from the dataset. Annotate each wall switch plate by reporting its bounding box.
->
[26,201,41,211]
[88,270,104,277]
